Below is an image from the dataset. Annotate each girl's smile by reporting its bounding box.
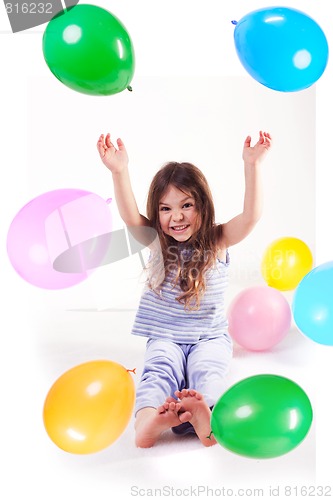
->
[159,185,199,241]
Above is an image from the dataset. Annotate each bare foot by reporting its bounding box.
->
[165,396,193,425]
[135,400,188,448]
[175,389,217,447]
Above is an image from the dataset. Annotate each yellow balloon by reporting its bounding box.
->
[43,360,135,454]
[261,237,313,291]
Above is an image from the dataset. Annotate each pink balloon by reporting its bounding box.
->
[227,286,291,351]
[6,189,112,289]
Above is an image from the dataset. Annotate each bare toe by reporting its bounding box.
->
[166,396,178,404]
[175,389,189,399]
[167,401,176,411]
[189,389,202,400]
[179,410,192,423]
[157,404,167,414]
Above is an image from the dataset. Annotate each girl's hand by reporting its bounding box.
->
[242,131,272,166]
[97,133,129,174]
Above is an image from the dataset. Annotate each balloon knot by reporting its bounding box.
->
[231,20,238,25]
[127,368,136,375]
[106,198,112,204]
[127,85,133,92]
[206,431,213,440]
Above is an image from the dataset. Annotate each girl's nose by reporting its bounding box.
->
[172,211,184,222]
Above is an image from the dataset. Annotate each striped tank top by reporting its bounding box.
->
[131,247,230,344]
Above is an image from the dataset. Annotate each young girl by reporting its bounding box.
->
[97,131,272,448]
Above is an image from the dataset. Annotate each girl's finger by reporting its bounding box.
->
[96,143,105,157]
[117,137,126,151]
[105,133,113,148]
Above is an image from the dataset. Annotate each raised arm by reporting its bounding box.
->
[219,131,272,248]
[97,133,150,227]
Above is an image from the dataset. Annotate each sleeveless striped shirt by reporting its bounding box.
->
[131,247,230,344]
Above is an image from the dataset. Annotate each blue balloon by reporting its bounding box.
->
[292,262,333,345]
[234,7,329,92]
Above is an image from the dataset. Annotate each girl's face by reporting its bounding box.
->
[158,185,200,242]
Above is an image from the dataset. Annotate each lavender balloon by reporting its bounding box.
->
[7,189,112,289]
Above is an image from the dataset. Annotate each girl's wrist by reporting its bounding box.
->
[111,166,129,176]
[244,160,261,169]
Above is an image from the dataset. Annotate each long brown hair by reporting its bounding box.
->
[146,161,221,310]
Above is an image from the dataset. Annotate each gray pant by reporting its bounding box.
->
[135,336,233,415]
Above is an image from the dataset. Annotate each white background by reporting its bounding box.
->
[1,0,333,498]
[26,72,315,308]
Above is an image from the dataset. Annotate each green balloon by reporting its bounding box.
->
[211,374,313,458]
[42,5,135,96]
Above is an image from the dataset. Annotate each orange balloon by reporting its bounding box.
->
[43,360,135,454]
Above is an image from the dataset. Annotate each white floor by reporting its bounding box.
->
[18,276,316,500]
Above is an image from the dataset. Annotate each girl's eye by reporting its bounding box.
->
[159,203,193,211]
